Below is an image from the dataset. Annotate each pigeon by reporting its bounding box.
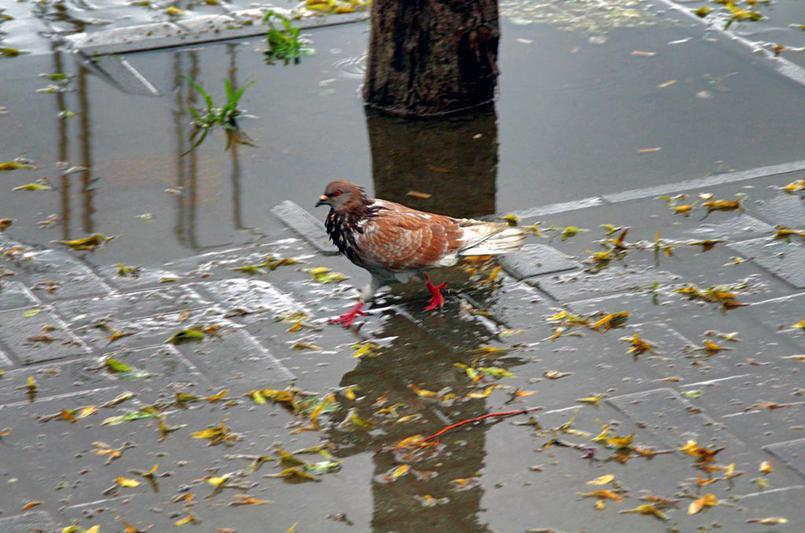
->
[316,180,526,326]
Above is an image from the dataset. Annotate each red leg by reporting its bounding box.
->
[330,301,367,327]
[423,273,446,311]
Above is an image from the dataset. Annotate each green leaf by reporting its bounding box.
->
[104,357,133,374]
[13,182,51,191]
[102,409,159,426]
[166,328,205,345]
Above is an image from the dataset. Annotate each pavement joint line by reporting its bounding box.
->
[0,385,120,410]
[722,402,805,418]
[738,485,805,499]
[511,159,805,219]
[748,290,805,307]
[680,374,752,388]
[654,0,805,88]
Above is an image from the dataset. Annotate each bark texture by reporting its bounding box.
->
[363,0,500,117]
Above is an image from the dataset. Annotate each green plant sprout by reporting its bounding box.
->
[185,77,255,155]
[263,10,314,65]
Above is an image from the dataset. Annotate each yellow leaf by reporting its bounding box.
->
[577,395,605,407]
[174,514,198,526]
[207,475,230,487]
[578,489,624,502]
[605,433,634,449]
[782,179,804,193]
[115,476,141,488]
[589,311,629,332]
[206,389,228,402]
[230,494,270,506]
[502,214,520,226]
[352,341,381,358]
[384,464,410,481]
[595,499,606,510]
[746,517,788,525]
[409,384,440,398]
[587,474,615,485]
[266,467,319,482]
[688,493,718,515]
[619,504,670,521]
[759,461,773,475]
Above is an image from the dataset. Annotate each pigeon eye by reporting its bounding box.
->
[333,190,342,197]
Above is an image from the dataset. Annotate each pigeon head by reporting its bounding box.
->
[316,180,370,212]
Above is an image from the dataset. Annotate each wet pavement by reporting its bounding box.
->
[1,1,805,532]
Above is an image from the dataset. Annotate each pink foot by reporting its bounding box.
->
[424,274,446,311]
[330,301,366,327]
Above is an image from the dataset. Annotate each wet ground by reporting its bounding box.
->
[1,1,804,532]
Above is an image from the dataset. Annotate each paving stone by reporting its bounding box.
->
[175,329,293,392]
[0,511,57,533]
[607,388,752,464]
[0,280,38,311]
[0,308,92,365]
[765,438,805,479]
[529,266,680,303]
[95,345,203,395]
[65,306,233,352]
[163,239,310,280]
[96,264,181,291]
[715,486,805,530]
[498,243,579,280]
[271,200,339,255]
[749,293,805,349]
[0,348,11,367]
[55,285,205,329]
[194,279,308,322]
[5,249,111,301]
[753,193,805,228]
[680,214,773,240]
[729,238,805,288]
[0,358,111,406]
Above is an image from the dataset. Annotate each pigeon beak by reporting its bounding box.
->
[315,195,328,207]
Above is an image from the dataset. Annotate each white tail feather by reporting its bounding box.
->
[458,223,526,256]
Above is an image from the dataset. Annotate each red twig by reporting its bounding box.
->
[422,407,542,443]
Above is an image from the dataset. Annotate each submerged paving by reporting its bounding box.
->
[0,164,803,531]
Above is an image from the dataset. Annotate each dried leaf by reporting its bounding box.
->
[620,503,669,521]
[115,476,141,488]
[230,494,270,506]
[55,234,113,251]
[306,266,347,284]
[577,395,605,406]
[587,474,615,485]
[406,190,432,199]
[688,493,718,514]
[544,370,572,380]
[383,464,410,482]
[13,182,51,192]
[759,461,773,475]
[578,490,624,502]
[746,517,788,525]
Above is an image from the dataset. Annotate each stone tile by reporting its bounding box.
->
[5,249,111,301]
[0,358,110,406]
[271,200,338,255]
[0,280,39,311]
[94,345,203,396]
[607,388,753,465]
[175,329,293,392]
[0,308,92,365]
[764,438,805,479]
[726,486,805,529]
[163,238,311,281]
[680,214,773,240]
[0,511,57,533]
[729,238,805,288]
[747,293,805,350]
[96,264,181,291]
[55,285,205,329]
[498,243,579,280]
[530,266,680,303]
[66,307,233,352]
[753,193,805,228]
[193,278,309,322]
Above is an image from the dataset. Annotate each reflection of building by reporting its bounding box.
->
[366,105,498,219]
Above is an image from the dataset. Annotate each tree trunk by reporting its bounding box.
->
[363,0,500,117]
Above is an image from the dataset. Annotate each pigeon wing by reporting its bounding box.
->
[355,202,464,272]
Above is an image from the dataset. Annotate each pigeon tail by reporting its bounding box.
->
[458,223,526,256]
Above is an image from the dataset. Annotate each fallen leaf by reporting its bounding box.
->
[21,500,42,511]
[759,461,773,475]
[577,395,605,406]
[406,190,432,199]
[502,214,520,226]
[781,179,804,193]
[115,476,141,488]
[0,218,12,231]
[230,494,270,506]
[688,493,718,514]
[589,311,629,332]
[560,226,587,240]
[165,328,205,345]
[578,490,624,502]
[13,182,51,192]
[746,517,788,525]
[383,464,410,482]
[544,370,572,380]
[587,474,615,485]
[306,266,347,284]
[266,467,319,482]
[621,333,655,356]
[620,503,669,521]
[174,514,199,526]
[55,234,113,251]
